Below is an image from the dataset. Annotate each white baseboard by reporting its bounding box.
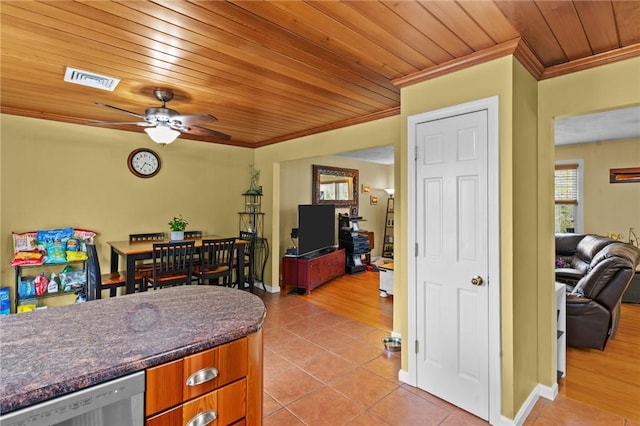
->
[395,375,556,426]
[537,382,558,401]
[260,282,280,293]
[499,382,557,426]
[398,369,413,386]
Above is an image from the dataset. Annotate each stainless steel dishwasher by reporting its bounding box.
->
[0,371,145,426]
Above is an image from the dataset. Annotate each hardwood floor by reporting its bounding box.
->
[290,270,394,332]
[276,270,640,423]
[560,302,640,422]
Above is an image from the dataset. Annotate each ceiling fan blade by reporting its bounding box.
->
[175,113,218,125]
[96,102,146,119]
[85,120,153,127]
[186,125,231,141]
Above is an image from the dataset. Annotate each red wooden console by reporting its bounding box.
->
[281,248,345,294]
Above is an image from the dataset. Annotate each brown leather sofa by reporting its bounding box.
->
[555,233,640,350]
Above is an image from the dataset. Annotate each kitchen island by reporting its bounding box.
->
[0,286,266,424]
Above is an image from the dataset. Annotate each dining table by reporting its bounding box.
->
[107,235,253,294]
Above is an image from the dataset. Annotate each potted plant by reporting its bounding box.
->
[168,214,188,241]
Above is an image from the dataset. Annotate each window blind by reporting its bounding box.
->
[555,163,578,205]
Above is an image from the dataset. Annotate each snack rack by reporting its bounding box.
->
[13,261,87,313]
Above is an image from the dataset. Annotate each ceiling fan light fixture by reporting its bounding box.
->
[145,125,180,144]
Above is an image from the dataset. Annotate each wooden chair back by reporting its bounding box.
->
[129,232,165,242]
[148,241,195,289]
[184,230,203,239]
[86,244,143,298]
[239,231,256,257]
[196,238,236,286]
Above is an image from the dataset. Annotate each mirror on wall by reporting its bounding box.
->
[312,165,359,207]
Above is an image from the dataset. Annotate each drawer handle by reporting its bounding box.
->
[185,367,219,387]
[186,409,217,426]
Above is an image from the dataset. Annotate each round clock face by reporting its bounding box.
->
[127,148,161,178]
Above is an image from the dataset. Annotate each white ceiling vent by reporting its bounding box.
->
[64,67,120,91]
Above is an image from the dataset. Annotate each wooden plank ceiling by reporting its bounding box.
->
[1,1,639,147]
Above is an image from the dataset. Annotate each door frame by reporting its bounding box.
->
[406,96,501,425]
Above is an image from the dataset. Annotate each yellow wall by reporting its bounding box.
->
[279,155,393,263]
[537,56,640,388]
[556,138,640,236]
[0,114,253,302]
[254,116,400,288]
[512,58,542,409]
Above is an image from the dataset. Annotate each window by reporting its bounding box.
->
[555,162,582,233]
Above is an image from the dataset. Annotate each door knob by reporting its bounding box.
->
[471,275,484,286]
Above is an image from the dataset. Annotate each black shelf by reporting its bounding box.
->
[239,193,268,284]
[338,214,370,274]
[382,197,394,258]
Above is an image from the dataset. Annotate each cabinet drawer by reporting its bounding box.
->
[146,358,184,416]
[146,338,248,416]
[146,379,246,426]
[183,346,218,400]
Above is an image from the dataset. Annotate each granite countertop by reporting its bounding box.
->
[0,286,266,415]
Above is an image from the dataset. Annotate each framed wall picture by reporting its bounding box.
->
[610,167,640,183]
[362,184,370,193]
[370,195,378,205]
[350,206,359,216]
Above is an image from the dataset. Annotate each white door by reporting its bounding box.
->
[415,109,490,419]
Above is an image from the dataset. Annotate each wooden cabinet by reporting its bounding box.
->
[146,379,246,426]
[146,331,262,426]
[282,248,345,294]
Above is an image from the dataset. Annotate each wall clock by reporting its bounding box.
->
[127,148,161,178]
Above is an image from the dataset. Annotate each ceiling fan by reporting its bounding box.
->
[88,88,231,144]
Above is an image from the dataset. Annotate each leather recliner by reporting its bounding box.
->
[555,233,640,350]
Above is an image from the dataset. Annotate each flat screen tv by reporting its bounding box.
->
[297,204,336,256]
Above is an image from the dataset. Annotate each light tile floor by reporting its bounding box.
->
[258,291,636,426]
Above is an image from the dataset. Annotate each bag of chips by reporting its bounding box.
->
[65,238,88,262]
[37,228,73,264]
[11,231,43,266]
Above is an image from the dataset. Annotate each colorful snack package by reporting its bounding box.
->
[11,231,43,266]
[66,251,88,262]
[10,250,44,267]
[65,237,87,261]
[12,231,38,252]
[73,228,97,244]
[45,240,67,264]
[37,228,73,264]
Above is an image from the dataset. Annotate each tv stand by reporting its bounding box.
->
[281,248,345,294]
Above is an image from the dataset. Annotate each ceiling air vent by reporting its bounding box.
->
[64,67,120,91]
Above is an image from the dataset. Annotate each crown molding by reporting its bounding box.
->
[541,44,640,80]
[392,39,526,88]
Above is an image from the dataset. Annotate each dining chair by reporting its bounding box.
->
[146,241,195,290]
[129,232,165,242]
[184,230,204,271]
[86,244,144,299]
[184,230,203,239]
[129,232,165,278]
[193,238,236,286]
